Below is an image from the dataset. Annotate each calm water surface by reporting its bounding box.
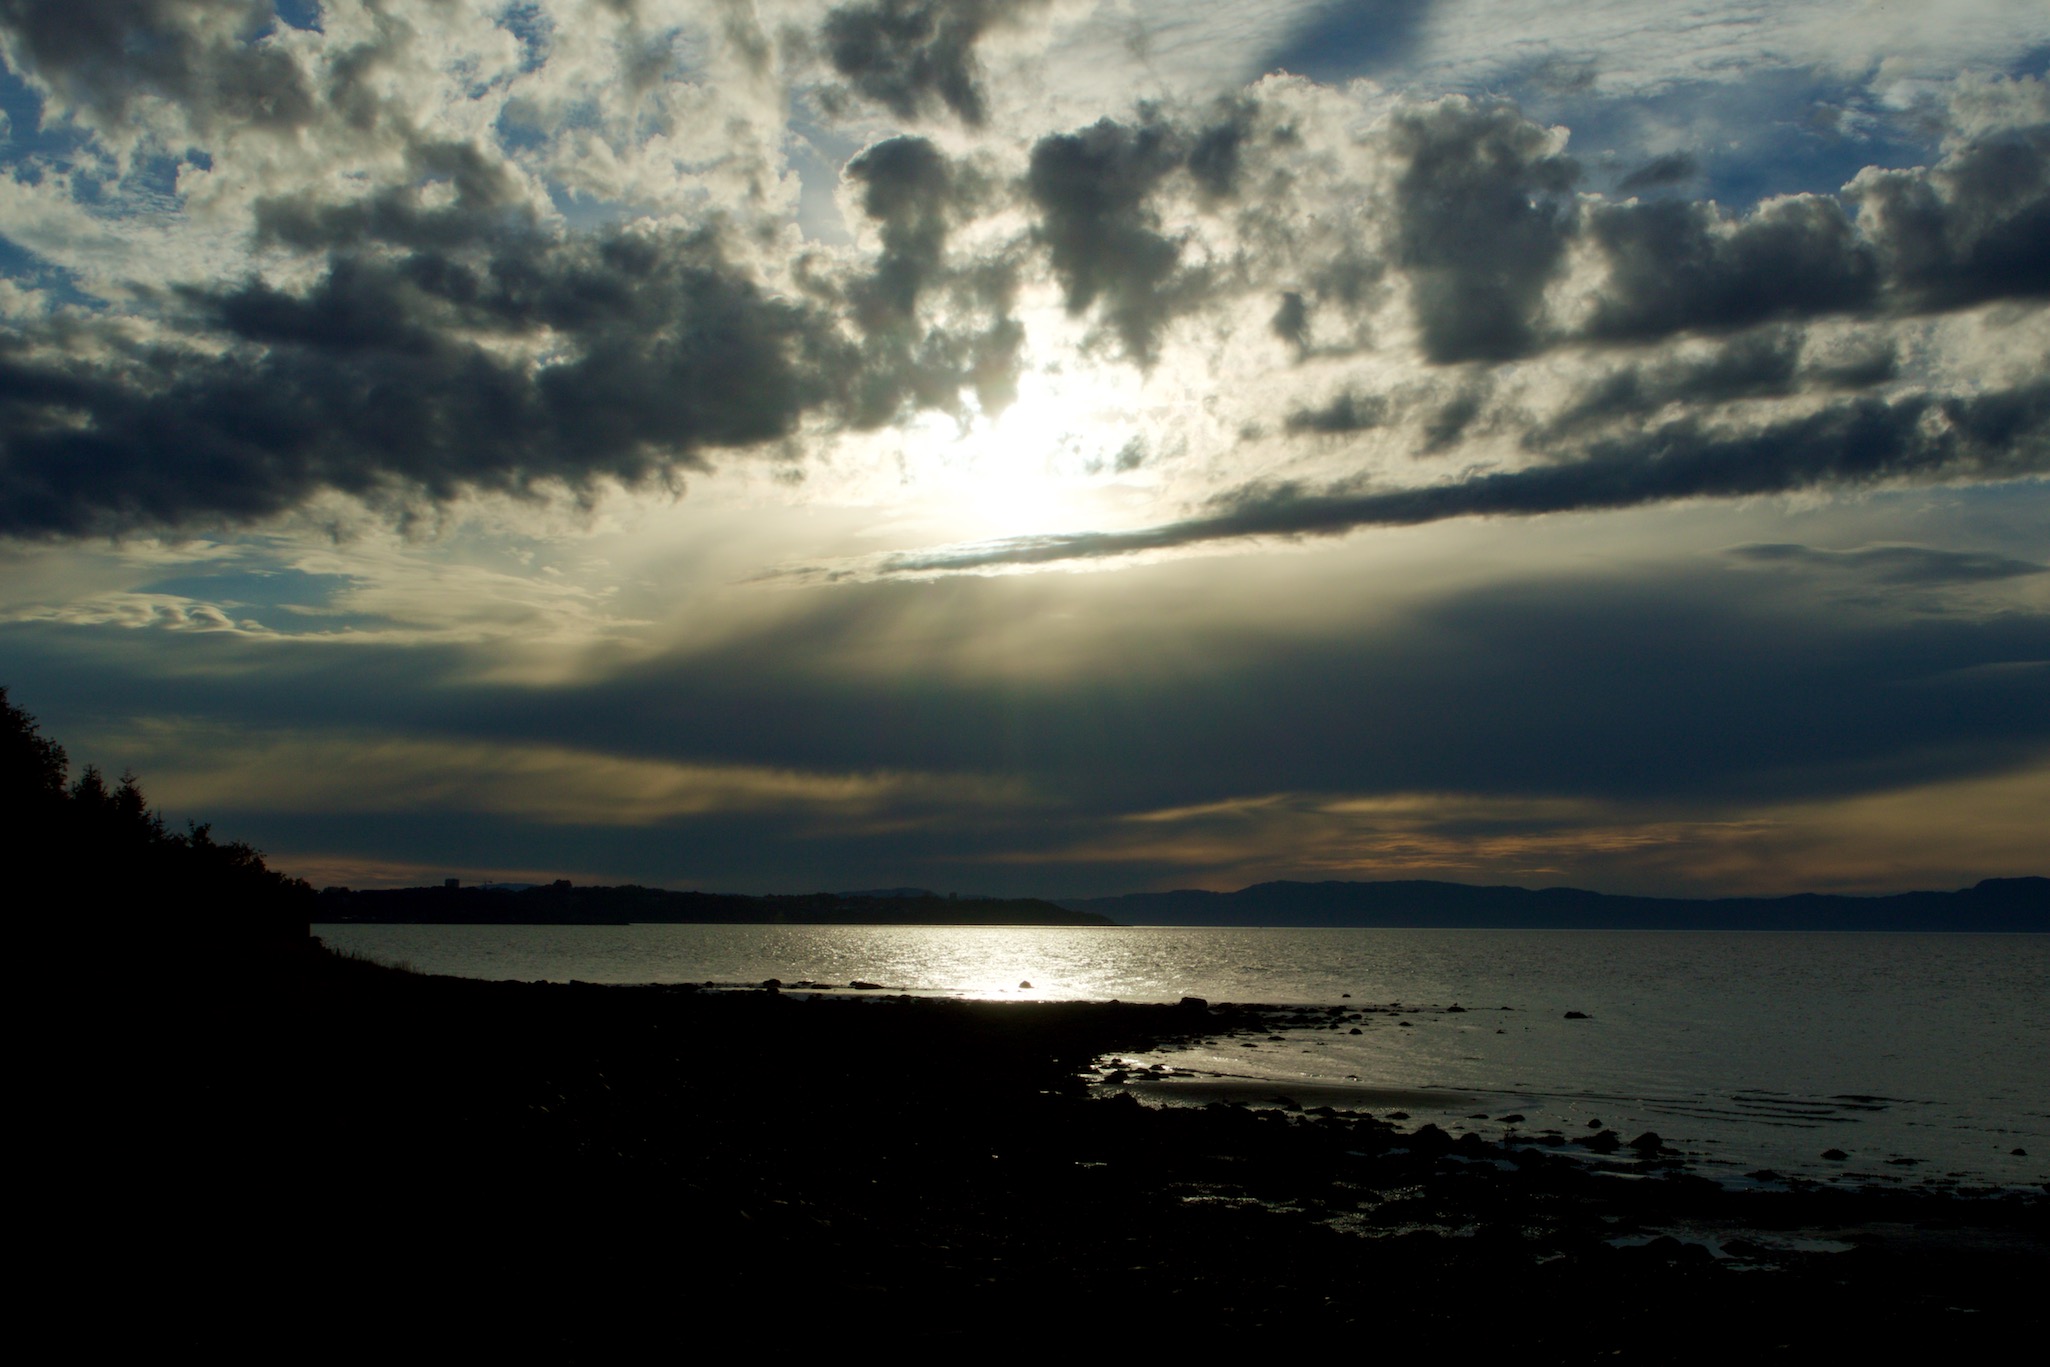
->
[316,922,2048,1190]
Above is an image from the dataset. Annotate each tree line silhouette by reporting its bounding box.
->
[4,686,312,949]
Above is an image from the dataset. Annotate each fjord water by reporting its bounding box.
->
[316,922,2047,1190]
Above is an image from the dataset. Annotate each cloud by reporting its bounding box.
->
[381,552,2050,823]
[12,507,2045,894]
[1578,79,2049,340]
[142,726,1026,828]
[1388,96,1577,362]
[1269,289,1311,353]
[1535,328,1867,440]
[1580,194,1878,342]
[3,9,2048,568]
[1849,109,2050,313]
[1616,152,1696,193]
[1286,388,1390,435]
[7,589,257,632]
[250,137,538,253]
[0,226,838,535]
[819,0,1033,127]
[1727,542,2049,585]
[832,133,1031,421]
[1025,113,1196,364]
[844,134,957,329]
[884,380,2050,573]
[1043,761,2050,898]
[0,0,317,142]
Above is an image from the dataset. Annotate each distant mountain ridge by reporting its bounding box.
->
[318,883,1111,928]
[1057,877,2048,931]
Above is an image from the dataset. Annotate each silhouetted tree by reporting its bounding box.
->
[4,684,68,802]
[4,686,314,952]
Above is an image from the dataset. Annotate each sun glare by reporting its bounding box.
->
[904,363,1148,539]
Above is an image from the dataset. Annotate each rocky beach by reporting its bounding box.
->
[111,942,2047,1359]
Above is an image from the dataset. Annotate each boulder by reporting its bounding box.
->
[1408,1123,1453,1155]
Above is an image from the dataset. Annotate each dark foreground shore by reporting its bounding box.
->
[105,944,2045,1359]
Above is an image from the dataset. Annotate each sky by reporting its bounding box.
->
[1,1,2046,899]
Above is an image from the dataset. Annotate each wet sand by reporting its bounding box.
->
[106,944,2047,1357]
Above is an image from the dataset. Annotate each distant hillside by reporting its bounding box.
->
[1057,877,2048,931]
[318,883,1113,928]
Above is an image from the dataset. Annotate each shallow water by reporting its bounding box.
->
[316,922,2049,1190]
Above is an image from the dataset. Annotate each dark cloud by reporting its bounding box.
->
[842,135,971,337]
[1269,291,1310,356]
[820,0,1023,127]
[1728,543,2048,585]
[1026,115,1191,364]
[887,380,2050,573]
[1388,99,1577,363]
[1583,194,1877,341]
[1574,106,2049,342]
[0,229,840,535]
[0,129,1056,535]
[0,0,315,135]
[1286,388,1388,435]
[1186,98,1259,201]
[1539,329,1805,439]
[836,136,1025,423]
[9,534,2045,892]
[92,557,2037,823]
[1014,97,1277,364]
[1617,151,1697,193]
[1850,121,2050,312]
[1419,380,1488,451]
[252,139,534,253]
[1799,335,1899,390]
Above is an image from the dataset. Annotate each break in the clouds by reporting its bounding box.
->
[3,2,2046,898]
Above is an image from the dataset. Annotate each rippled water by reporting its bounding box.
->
[316,922,2049,1190]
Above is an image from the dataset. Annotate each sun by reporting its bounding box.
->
[902,362,1148,540]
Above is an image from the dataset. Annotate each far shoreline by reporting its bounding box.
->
[311,873,2049,931]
